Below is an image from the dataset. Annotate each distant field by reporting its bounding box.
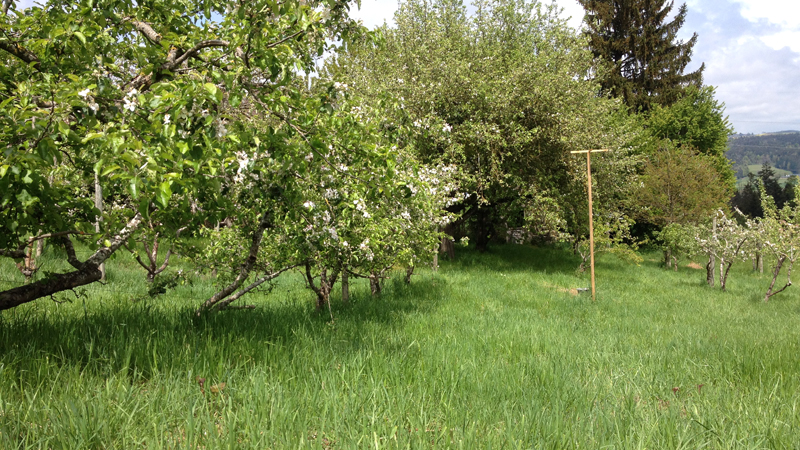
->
[736,164,797,189]
[2,245,800,448]
[743,164,794,177]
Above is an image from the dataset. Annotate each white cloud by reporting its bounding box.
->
[734,0,800,28]
[349,0,398,29]
[551,0,585,30]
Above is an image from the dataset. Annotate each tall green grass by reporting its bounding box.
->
[1,244,799,448]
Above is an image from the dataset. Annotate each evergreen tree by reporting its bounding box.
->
[732,163,795,217]
[579,0,704,112]
[759,163,783,206]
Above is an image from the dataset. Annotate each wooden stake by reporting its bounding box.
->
[570,149,609,301]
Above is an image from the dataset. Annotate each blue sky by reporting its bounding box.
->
[351,0,800,135]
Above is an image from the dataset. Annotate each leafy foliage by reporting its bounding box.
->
[1,0,453,311]
[332,0,640,248]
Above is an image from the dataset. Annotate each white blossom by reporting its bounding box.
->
[123,97,136,112]
[164,114,171,125]
[303,201,315,209]
[78,88,91,98]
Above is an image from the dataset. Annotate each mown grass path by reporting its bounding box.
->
[1,245,799,448]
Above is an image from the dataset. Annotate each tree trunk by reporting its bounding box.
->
[719,257,724,287]
[197,212,271,314]
[721,261,733,292]
[305,265,339,311]
[369,273,381,296]
[707,217,716,286]
[0,213,142,311]
[764,256,792,302]
[664,249,672,269]
[405,265,414,284]
[474,206,493,252]
[440,235,455,260]
[706,255,715,287]
[672,255,678,272]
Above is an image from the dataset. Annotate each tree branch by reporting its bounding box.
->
[196,212,272,314]
[124,17,162,45]
[216,264,298,310]
[58,236,84,270]
[263,29,306,50]
[172,39,229,67]
[0,231,87,259]
[0,40,41,70]
[0,213,143,311]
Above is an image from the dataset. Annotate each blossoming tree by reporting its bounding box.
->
[0,0,374,310]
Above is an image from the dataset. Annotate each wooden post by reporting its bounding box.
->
[570,149,609,301]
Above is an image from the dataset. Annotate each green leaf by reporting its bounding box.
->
[81,132,104,143]
[74,31,86,44]
[204,83,218,97]
[158,180,172,207]
[101,165,120,176]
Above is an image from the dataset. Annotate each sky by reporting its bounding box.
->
[350,0,800,135]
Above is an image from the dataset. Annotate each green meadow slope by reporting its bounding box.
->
[1,245,798,448]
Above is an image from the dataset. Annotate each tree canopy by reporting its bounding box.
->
[579,0,704,112]
[0,0,453,311]
[333,0,641,248]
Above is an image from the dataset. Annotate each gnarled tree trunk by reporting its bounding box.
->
[0,214,142,311]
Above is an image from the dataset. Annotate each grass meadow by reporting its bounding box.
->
[1,244,799,448]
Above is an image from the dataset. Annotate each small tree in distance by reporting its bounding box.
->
[756,186,800,302]
[636,145,731,268]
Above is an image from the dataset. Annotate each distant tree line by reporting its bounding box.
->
[732,163,797,218]
[727,132,800,178]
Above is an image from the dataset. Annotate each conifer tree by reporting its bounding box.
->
[579,0,704,112]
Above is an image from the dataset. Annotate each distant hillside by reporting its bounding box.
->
[727,132,800,179]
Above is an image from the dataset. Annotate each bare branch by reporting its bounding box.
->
[263,29,305,50]
[216,265,298,310]
[124,18,162,45]
[84,213,143,267]
[57,236,84,270]
[196,212,272,314]
[1,231,87,260]
[0,214,142,311]
[172,39,230,67]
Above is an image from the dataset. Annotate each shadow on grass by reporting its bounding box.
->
[440,243,582,275]
[0,272,447,378]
